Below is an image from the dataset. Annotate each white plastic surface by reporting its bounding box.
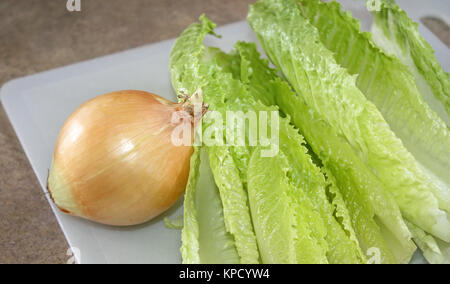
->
[1,0,448,264]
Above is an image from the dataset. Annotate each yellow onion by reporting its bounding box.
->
[47,90,206,226]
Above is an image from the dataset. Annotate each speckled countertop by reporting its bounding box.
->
[0,0,448,264]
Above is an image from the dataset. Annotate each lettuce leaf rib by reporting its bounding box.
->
[369,0,450,123]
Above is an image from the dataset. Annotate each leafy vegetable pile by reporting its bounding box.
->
[169,0,449,264]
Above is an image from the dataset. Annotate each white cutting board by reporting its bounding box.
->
[1,0,448,264]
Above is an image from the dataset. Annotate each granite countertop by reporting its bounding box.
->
[0,0,448,264]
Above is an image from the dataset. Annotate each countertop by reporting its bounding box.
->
[0,0,448,264]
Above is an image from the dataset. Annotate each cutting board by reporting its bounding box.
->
[1,0,449,264]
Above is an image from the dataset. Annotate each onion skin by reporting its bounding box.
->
[48,90,194,226]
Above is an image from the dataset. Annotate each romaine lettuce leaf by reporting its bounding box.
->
[181,147,240,264]
[234,39,404,263]
[247,148,328,264]
[170,14,217,96]
[172,15,369,264]
[298,0,450,261]
[205,41,368,264]
[236,42,366,264]
[368,0,450,124]
[202,65,335,264]
[298,0,450,194]
[171,16,260,264]
[207,146,260,263]
[200,53,334,263]
[248,0,423,263]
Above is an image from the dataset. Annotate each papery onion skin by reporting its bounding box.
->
[48,90,195,226]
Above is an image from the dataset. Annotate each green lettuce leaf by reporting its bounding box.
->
[181,147,240,264]
[207,41,367,264]
[368,0,450,123]
[234,40,401,263]
[164,215,183,230]
[171,16,260,264]
[248,0,422,263]
[247,148,328,264]
[170,14,218,96]
[201,63,334,264]
[172,15,367,264]
[298,0,450,261]
[298,0,450,196]
[199,54,333,263]
[236,42,366,264]
[207,146,260,263]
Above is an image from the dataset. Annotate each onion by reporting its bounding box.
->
[47,90,207,226]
